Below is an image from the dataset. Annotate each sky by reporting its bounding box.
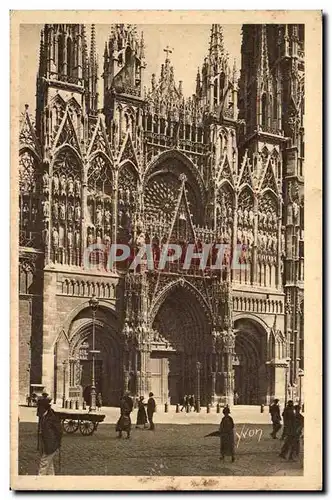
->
[19,24,241,113]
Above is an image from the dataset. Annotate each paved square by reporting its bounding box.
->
[19,422,303,476]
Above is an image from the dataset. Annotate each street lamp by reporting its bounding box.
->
[298,368,304,409]
[196,361,202,413]
[284,357,291,407]
[62,360,67,408]
[89,294,100,411]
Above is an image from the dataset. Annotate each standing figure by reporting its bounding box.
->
[219,406,235,462]
[281,400,295,441]
[60,175,66,197]
[116,392,133,439]
[67,176,74,197]
[96,393,103,412]
[180,395,188,412]
[189,394,196,412]
[136,396,148,429]
[269,398,282,439]
[290,405,304,458]
[147,392,156,430]
[279,401,296,460]
[42,171,49,194]
[37,396,62,475]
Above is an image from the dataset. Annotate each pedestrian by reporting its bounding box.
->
[281,400,295,440]
[189,394,195,412]
[116,392,133,439]
[219,406,235,462]
[147,392,156,430]
[180,394,187,412]
[269,398,282,439]
[290,404,304,458]
[234,392,239,405]
[279,401,296,460]
[136,396,148,429]
[37,396,62,475]
[96,393,102,411]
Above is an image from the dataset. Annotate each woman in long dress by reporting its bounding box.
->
[116,394,133,439]
[219,406,235,462]
[136,396,148,429]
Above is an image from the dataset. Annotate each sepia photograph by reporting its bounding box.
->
[11,10,322,491]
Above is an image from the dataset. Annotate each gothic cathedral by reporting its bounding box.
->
[19,24,304,406]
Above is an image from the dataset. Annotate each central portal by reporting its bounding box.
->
[150,281,211,405]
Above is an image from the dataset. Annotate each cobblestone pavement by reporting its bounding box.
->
[18,421,303,476]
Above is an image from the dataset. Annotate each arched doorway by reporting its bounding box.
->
[54,306,123,407]
[234,318,268,405]
[150,281,211,405]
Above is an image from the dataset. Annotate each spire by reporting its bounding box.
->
[196,67,201,95]
[139,31,145,60]
[88,24,98,114]
[258,25,270,78]
[209,24,225,60]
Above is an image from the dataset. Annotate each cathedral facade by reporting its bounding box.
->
[18,23,304,407]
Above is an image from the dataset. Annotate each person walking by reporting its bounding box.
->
[269,399,282,439]
[116,392,133,439]
[219,406,235,462]
[180,395,188,412]
[147,392,156,430]
[189,394,195,412]
[136,396,148,429]
[281,400,295,440]
[37,396,62,475]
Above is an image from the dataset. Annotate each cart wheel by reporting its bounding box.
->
[79,420,95,436]
[62,419,79,434]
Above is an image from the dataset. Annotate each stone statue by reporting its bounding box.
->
[74,202,81,222]
[52,200,59,221]
[67,227,73,248]
[74,230,80,249]
[104,208,111,225]
[59,201,66,221]
[87,229,94,247]
[96,229,102,245]
[237,207,243,225]
[96,205,103,226]
[42,171,49,193]
[67,203,74,221]
[243,207,249,225]
[67,176,74,197]
[74,179,81,197]
[60,175,66,197]
[42,200,50,218]
[52,227,59,249]
[53,174,59,195]
[292,200,300,226]
[248,209,254,226]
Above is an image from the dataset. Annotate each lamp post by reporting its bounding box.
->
[62,360,67,408]
[284,357,291,407]
[298,368,304,409]
[196,361,202,413]
[89,294,100,411]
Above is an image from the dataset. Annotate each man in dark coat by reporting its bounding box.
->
[281,400,295,440]
[279,401,296,460]
[147,392,156,430]
[38,397,62,475]
[289,405,304,459]
[269,399,282,439]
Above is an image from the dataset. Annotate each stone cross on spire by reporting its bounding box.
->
[163,46,173,60]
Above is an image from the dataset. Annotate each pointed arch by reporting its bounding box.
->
[150,278,213,328]
[53,108,81,154]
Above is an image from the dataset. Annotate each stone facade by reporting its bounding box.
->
[18,23,304,406]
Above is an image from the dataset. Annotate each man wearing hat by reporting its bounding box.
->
[147,392,156,430]
[37,395,62,475]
